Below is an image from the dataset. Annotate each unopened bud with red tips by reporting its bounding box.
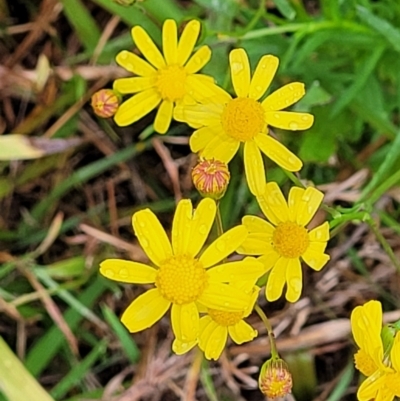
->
[91,89,121,118]
[192,158,230,200]
[259,358,293,399]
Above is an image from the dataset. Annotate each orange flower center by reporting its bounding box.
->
[272,222,309,258]
[221,97,265,142]
[208,308,244,326]
[155,255,208,304]
[155,65,187,102]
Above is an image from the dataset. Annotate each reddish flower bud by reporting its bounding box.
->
[91,89,120,118]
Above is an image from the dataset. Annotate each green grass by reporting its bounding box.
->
[1,0,400,400]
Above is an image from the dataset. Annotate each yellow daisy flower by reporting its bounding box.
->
[100,198,264,354]
[237,182,330,302]
[174,48,314,196]
[113,19,219,134]
[352,301,399,401]
[198,282,259,360]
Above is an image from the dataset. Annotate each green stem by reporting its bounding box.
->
[215,202,224,237]
[255,304,279,359]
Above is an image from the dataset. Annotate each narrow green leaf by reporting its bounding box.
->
[273,0,296,20]
[59,0,101,53]
[357,6,400,52]
[102,305,140,364]
[0,337,55,401]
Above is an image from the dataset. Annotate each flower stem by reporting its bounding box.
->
[215,201,224,237]
[255,304,280,360]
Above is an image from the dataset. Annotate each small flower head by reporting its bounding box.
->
[259,358,293,399]
[174,48,314,196]
[113,19,217,134]
[192,158,230,200]
[238,182,330,302]
[199,282,259,360]
[100,198,264,355]
[91,89,121,118]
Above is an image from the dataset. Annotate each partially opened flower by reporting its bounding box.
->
[113,19,219,133]
[100,198,264,354]
[174,48,314,195]
[237,182,330,302]
[352,300,400,401]
[198,282,259,360]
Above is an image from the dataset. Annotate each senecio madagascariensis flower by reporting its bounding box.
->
[238,182,330,303]
[174,48,314,196]
[199,282,259,360]
[259,358,293,399]
[351,300,400,401]
[100,198,264,355]
[113,19,219,134]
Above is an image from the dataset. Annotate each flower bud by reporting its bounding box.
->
[91,89,120,118]
[191,159,230,200]
[259,358,293,399]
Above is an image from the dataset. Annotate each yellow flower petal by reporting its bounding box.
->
[200,225,248,268]
[162,19,178,65]
[248,54,279,100]
[114,89,161,127]
[255,133,303,172]
[172,199,193,256]
[186,198,217,257]
[171,302,199,342]
[391,332,400,371]
[172,338,197,355]
[100,259,156,283]
[257,181,290,226]
[174,103,224,128]
[199,317,227,360]
[285,258,302,303]
[289,186,324,226]
[228,320,257,344]
[154,99,173,134]
[309,222,330,242]
[177,19,201,66]
[266,257,288,301]
[242,215,275,235]
[132,26,166,69]
[113,76,155,94]
[244,140,266,196]
[202,133,240,163]
[237,235,274,255]
[262,82,305,111]
[185,45,211,74]
[258,252,281,272]
[199,282,250,312]
[264,111,314,131]
[121,288,170,332]
[208,257,264,283]
[302,247,329,271]
[132,208,172,266]
[229,48,251,97]
[189,125,221,152]
[115,50,156,76]
[186,75,231,106]
[357,373,387,401]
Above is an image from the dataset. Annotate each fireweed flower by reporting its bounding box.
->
[174,48,314,196]
[352,300,400,401]
[198,282,259,360]
[192,158,230,200]
[100,198,264,354]
[237,182,330,302]
[113,19,219,133]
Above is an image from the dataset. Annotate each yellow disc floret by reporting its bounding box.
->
[272,221,309,258]
[155,255,208,304]
[385,373,400,395]
[354,349,379,377]
[155,65,187,102]
[221,97,265,142]
[208,308,244,326]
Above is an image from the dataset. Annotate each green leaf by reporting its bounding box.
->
[357,5,400,52]
[273,0,296,20]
